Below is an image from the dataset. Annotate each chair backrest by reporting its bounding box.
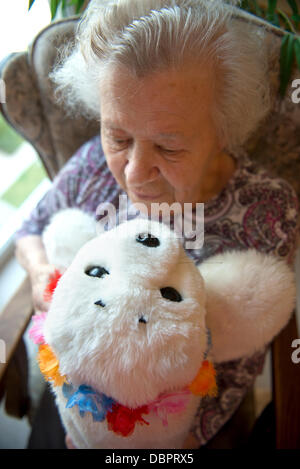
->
[0,18,99,180]
[1,9,300,199]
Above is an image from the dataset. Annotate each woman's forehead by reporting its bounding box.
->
[99,64,215,134]
[99,63,214,105]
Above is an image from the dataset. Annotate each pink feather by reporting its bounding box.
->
[148,389,191,426]
[29,312,47,345]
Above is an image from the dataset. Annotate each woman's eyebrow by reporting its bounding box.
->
[101,121,123,131]
[102,121,185,140]
[155,132,184,140]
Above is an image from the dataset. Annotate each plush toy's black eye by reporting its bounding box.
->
[136,233,160,248]
[160,287,182,302]
[85,266,109,278]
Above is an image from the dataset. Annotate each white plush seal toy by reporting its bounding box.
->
[29,209,296,449]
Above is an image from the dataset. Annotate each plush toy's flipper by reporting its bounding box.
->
[42,208,98,269]
[199,250,296,363]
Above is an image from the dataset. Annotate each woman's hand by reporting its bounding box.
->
[15,235,61,313]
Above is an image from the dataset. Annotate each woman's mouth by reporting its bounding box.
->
[131,190,163,201]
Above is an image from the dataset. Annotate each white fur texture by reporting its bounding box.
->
[41,211,296,448]
[199,249,296,363]
[45,219,207,404]
[44,218,207,448]
[42,208,98,269]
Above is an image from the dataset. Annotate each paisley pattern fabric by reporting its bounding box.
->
[14,135,299,446]
[188,149,299,266]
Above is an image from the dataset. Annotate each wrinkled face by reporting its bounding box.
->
[44,219,207,407]
[99,64,224,211]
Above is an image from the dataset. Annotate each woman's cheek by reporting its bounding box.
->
[106,153,127,186]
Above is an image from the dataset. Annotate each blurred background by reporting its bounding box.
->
[0,0,51,276]
[0,1,52,449]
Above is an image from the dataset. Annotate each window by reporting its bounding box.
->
[0,1,51,261]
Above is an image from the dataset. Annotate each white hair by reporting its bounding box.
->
[50,0,271,154]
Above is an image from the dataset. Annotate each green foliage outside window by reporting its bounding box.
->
[240,0,300,96]
[0,114,24,155]
[29,0,86,18]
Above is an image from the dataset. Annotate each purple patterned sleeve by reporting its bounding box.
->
[241,177,300,265]
[14,136,109,241]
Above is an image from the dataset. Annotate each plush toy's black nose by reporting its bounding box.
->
[94,299,105,307]
[138,315,147,324]
[136,233,160,247]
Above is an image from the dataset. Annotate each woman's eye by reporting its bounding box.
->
[111,138,132,149]
[156,145,181,156]
[159,146,177,153]
[85,266,109,278]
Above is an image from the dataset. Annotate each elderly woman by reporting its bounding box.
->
[15,0,298,448]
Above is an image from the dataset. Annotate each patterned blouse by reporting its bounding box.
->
[15,135,299,446]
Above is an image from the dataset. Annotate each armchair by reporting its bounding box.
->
[0,8,300,448]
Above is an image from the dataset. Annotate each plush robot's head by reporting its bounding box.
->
[44,219,208,407]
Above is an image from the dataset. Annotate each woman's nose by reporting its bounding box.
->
[124,144,160,186]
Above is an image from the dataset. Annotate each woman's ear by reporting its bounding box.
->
[198,250,296,363]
